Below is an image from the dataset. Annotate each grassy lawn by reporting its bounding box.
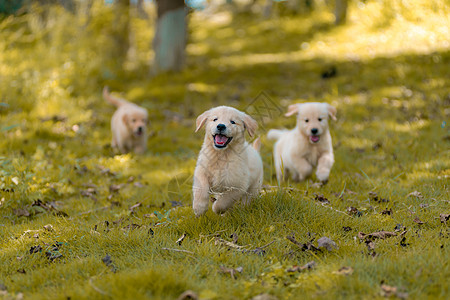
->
[0,1,449,299]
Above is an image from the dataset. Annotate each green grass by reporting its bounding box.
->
[0,1,449,299]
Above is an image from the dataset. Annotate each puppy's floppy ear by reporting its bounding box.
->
[285,104,300,117]
[195,110,210,132]
[122,114,129,126]
[241,112,258,137]
[327,104,337,121]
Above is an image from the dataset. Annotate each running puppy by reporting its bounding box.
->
[103,87,148,154]
[267,102,337,183]
[192,106,263,216]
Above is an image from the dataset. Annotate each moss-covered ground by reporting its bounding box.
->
[0,1,449,299]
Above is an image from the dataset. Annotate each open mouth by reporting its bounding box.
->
[213,134,233,148]
[310,135,320,143]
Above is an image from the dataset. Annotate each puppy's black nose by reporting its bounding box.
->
[217,124,226,131]
[311,128,318,135]
[138,126,143,133]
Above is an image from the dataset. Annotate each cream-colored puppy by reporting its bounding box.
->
[267,102,337,183]
[192,106,263,216]
[103,87,148,154]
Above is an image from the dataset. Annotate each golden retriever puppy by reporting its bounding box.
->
[103,87,148,154]
[192,106,263,216]
[267,102,337,183]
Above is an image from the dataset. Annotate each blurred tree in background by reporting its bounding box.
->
[153,0,187,74]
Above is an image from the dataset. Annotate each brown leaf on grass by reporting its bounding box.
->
[215,237,246,250]
[29,245,42,254]
[380,283,408,299]
[43,224,54,231]
[381,208,393,215]
[317,237,337,251]
[343,226,352,232]
[369,192,389,203]
[102,254,117,273]
[251,294,279,300]
[438,213,450,223]
[286,235,320,252]
[334,266,354,276]
[177,290,198,300]
[176,233,187,246]
[314,193,330,204]
[13,208,30,217]
[413,216,425,225]
[358,231,397,240]
[109,184,124,193]
[17,269,26,274]
[347,206,362,216]
[219,266,243,280]
[80,188,97,201]
[129,202,141,213]
[286,261,316,272]
[407,191,423,198]
[419,203,429,209]
[122,224,140,230]
[134,182,144,188]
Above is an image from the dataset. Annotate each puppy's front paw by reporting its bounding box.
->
[193,202,208,217]
[316,171,330,183]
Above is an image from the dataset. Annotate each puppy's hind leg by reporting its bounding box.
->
[192,169,210,216]
[292,158,313,181]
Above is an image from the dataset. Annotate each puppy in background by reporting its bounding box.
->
[193,106,263,216]
[267,102,337,184]
[103,87,148,154]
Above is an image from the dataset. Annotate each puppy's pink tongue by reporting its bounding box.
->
[310,136,320,143]
[215,135,228,145]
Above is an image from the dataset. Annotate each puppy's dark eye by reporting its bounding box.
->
[318,118,322,122]
[230,120,236,124]
[213,118,218,122]
[305,119,309,123]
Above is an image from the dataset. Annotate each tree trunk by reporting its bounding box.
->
[153,0,186,74]
[136,0,148,19]
[112,0,130,65]
[335,0,348,25]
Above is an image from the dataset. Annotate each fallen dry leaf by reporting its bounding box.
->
[109,184,124,193]
[407,191,423,198]
[251,294,278,300]
[286,261,316,272]
[177,290,198,300]
[334,266,354,276]
[381,208,393,215]
[438,213,450,223]
[43,224,54,231]
[215,237,246,250]
[129,202,141,213]
[413,216,424,225]
[317,237,337,251]
[13,208,30,217]
[380,283,408,299]
[347,206,362,216]
[176,233,187,246]
[358,231,397,240]
[219,266,243,279]
[314,193,330,204]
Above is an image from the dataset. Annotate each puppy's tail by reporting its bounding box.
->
[267,129,286,141]
[252,137,261,152]
[103,86,127,107]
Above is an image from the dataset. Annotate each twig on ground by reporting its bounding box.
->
[161,248,194,255]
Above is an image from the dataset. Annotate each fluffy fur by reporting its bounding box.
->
[267,102,337,183]
[103,87,148,154]
[192,106,263,216]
